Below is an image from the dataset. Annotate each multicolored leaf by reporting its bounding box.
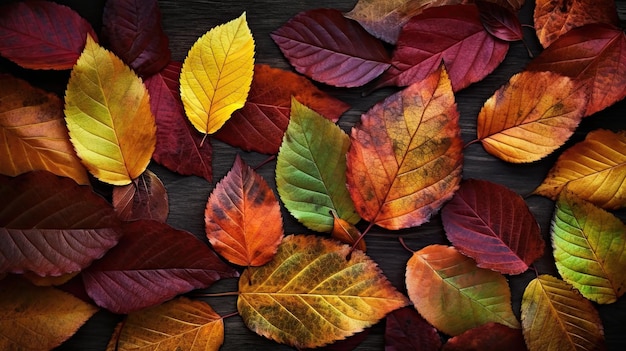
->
[406,245,520,336]
[330,211,366,252]
[385,306,441,351]
[442,322,527,351]
[64,35,156,186]
[180,13,254,135]
[346,66,463,230]
[551,189,626,304]
[112,169,169,222]
[238,235,408,349]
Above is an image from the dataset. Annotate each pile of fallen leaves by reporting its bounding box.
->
[1,0,625,350]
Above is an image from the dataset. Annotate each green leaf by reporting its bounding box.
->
[276,98,359,232]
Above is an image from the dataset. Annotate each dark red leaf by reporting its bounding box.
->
[476,0,523,42]
[442,322,527,351]
[385,306,442,351]
[101,0,170,77]
[441,179,545,275]
[82,220,238,314]
[0,0,97,70]
[145,61,213,182]
[374,4,509,92]
[112,169,169,222]
[271,8,390,87]
[214,64,350,154]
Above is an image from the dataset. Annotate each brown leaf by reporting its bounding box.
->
[112,169,169,222]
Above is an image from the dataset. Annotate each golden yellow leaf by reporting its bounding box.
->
[64,35,156,186]
[180,12,254,135]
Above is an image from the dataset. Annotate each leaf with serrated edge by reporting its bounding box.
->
[238,235,408,349]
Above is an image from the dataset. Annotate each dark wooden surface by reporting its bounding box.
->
[2,0,626,350]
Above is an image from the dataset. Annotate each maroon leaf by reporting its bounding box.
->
[271,8,390,87]
[442,322,527,351]
[112,169,169,222]
[441,179,545,275]
[82,220,238,314]
[101,0,170,77]
[374,4,509,92]
[145,61,213,182]
[476,0,523,42]
[385,307,442,351]
[214,64,349,154]
[0,0,97,70]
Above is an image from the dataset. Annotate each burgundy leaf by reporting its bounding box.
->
[442,322,527,351]
[145,61,213,182]
[101,0,170,77]
[476,0,523,42]
[441,179,545,275]
[82,220,238,314]
[112,169,169,222]
[214,64,349,154]
[0,0,97,70]
[385,307,442,351]
[271,8,390,87]
[375,4,509,92]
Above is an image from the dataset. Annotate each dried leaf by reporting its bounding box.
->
[346,66,463,230]
[385,306,442,351]
[205,155,283,267]
[238,235,408,348]
[442,322,527,351]
[476,71,586,163]
[112,169,169,222]
[476,0,523,42]
[406,245,520,336]
[271,9,390,87]
[0,74,89,185]
[180,13,254,134]
[64,35,156,186]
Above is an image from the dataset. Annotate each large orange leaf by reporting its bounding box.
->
[64,35,156,186]
[521,275,606,351]
[238,235,408,348]
[533,129,626,209]
[476,71,587,163]
[180,13,254,135]
[0,74,89,185]
[346,66,463,230]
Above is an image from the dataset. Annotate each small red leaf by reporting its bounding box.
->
[0,0,97,70]
[442,322,527,351]
[385,307,442,351]
[476,0,523,42]
[271,8,390,87]
[112,169,169,222]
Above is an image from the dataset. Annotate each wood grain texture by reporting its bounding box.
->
[0,0,625,350]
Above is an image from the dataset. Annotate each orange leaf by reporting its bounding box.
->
[205,155,283,266]
[330,211,366,252]
[346,65,463,230]
[476,71,587,163]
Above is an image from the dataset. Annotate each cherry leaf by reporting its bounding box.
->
[476,0,523,42]
[385,306,442,351]
[112,169,169,222]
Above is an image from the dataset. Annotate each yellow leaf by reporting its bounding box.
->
[64,35,156,186]
[180,12,254,135]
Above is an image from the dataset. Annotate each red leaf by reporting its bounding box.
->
[271,8,390,87]
[441,179,545,275]
[442,322,527,351]
[476,0,523,42]
[385,307,442,351]
[375,4,509,92]
[0,1,97,70]
[82,220,238,314]
[101,0,170,77]
[112,169,169,222]
[213,64,349,154]
[145,61,212,182]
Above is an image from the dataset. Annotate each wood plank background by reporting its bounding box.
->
[1,0,626,350]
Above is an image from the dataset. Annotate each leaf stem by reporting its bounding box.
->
[253,155,276,170]
[200,133,209,148]
[348,221,374,257]
[398,236,415,253]
[220,311,240,320]
[464,138,480,149]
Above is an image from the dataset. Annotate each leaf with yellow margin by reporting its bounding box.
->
[64,35,156,186]
[238,235,408,349]
[180,13,254,135]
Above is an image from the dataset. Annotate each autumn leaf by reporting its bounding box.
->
[526,24,626,116]
[521,275,606,351]
[112,169,169,222]
[441,179,544,275]
[331,211,366,252]
[205,155,283,267]
[105,297,224,351]
[533,129,626,209]
[442,322,527,351]
[271,8,390,87]
[0,0,97,70]
[374,4,509,92]
[83,220,238,314]
[276,98,360,232]
[101,0,171,77]
[238,235,408,349]
[145,61,213,182]
[180,12,254,135]
[406,245,520,336]
[534,0,619,48]
[476,0,523,42]
[346,66,463,230]
[0,74,89,185]
[213,64,349,154]
[0,277,98,350]
[64,35,156,186]
[384,306,441,351]
[551,189,626,304]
